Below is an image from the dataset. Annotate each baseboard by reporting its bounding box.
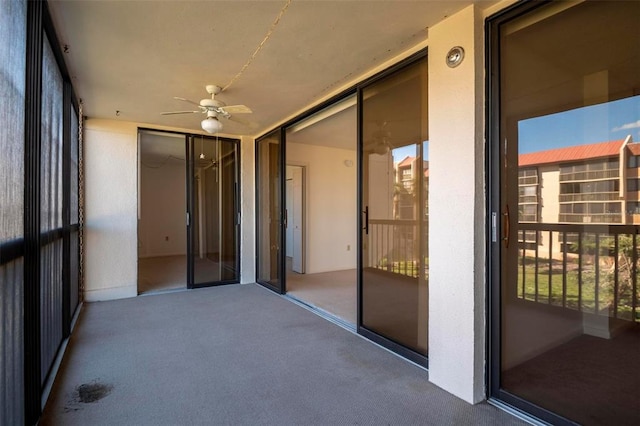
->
[84,285,137,302]
[138,252,187,259]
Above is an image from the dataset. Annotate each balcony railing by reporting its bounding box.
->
[559,169,618,182]
[558,213,622,223]
[517,223,639,322]
[367,219,427,279]
[558,192,620,202]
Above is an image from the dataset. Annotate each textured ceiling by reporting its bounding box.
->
[47,1,493,137]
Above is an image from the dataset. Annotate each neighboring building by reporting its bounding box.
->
[393,155,428,220]
[519,135,635,226]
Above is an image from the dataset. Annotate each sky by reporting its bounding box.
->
[518,95,640,154]
[389,95,640,161]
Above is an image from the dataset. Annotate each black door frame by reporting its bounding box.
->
[188,133,242,288]
[486,1,581,425]
[254,49,428,367]
[137,128,241,290]
[255,129,286,294]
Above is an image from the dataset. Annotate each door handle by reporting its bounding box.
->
[503,205,510,248]
[363,206,369,235]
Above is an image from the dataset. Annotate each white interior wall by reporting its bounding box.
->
[427,4,485,404]
[138,160,186,258]
[287,143,357,274]
[285,166,294,258]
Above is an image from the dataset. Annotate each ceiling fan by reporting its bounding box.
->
[161,85,252,133]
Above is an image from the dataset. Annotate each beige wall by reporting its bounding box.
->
[84,120,138,301]
[138,160,186,258]
[83,119,257,298]
[287,143,357,273]
[427,4,486,404]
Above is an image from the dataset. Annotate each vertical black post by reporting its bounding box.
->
[62,82,72,337]
[185,134,193,289]
[279,128,286,294]
[356,87,363,331]
[24,1,43,424]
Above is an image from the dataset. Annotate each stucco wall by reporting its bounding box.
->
[84,119,138,301]
[427,4,485,404]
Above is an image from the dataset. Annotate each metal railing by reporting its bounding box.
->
[558,213,622,223]
[517,223,639,322]
[367,219,427,279]
[558,192,619,202]
[559,169,618,181]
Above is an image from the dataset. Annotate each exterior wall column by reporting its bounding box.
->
[240,135,256,283]
[428,4,485,403]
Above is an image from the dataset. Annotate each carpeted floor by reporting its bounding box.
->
[503,324,640,425]
[286,267,357,325]
[40,284,524,426]
[137,255,231,293]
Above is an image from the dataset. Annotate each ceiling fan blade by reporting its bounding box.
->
[173,97,202,107]
[161,110,201,115]
[220,104,252,114]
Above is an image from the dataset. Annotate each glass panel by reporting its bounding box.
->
[285,94,358,325]
[256,130,283,290]
[500,2,640,424]
[361,58,428,355]
[192,136,239,284]
[138,131,188,293]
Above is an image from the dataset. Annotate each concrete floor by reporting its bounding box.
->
[40,284,526,426]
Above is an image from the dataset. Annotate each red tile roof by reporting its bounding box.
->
[628,143,640,156]
[398,156,414,167]
[519,140,625,167]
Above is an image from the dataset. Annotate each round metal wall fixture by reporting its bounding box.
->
[446,46,465,68]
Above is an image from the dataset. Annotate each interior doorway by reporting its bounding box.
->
[286,165,305,274]
[137,129,240,294]
[138,131,188,293]
[284,95,358,326]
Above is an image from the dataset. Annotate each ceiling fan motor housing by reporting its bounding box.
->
[200,98,225,108]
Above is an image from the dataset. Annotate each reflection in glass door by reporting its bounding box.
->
[491,2,640,424]
[188,135,239,287]
[360,56,429,363]
[256,129,284,293]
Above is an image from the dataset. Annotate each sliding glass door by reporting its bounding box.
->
[138,130,239,291]
[489,2,640,424]
[256,129,285,293]
[359,56,429,364]
[188,135,240,287]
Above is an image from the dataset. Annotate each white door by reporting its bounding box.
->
[292,166,304,273]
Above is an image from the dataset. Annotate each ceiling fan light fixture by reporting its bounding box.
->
[201,116,223,133]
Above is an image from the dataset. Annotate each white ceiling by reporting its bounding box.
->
[47,1,493,137]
